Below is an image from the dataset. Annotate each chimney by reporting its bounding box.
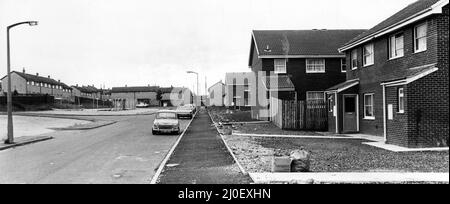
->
[125,84,127,87]
[48,75,51,78]
[76,84,78,87]
[22,68,25,73]
[36,73,39,76]
[58,80,60,82]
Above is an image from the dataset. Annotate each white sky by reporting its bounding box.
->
[0,0,416,94]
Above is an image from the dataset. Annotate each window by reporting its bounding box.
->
[306,91,325,102]
[328,96,334,112]
[244,78,249,92]
[341,59,347,72]
[274,59,287,74]
[351,49,358,69]
[306,59,325,73]
[363,44,374,66]
[389,33,404,59]
[398,88,404,113]
[414,23,427,52]
[364,94,375,119]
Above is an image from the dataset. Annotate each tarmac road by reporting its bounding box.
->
[0,114,191,184]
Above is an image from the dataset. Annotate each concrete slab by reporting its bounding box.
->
[250,172,450,184]
[364,142,449,152]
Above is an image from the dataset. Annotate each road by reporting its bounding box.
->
[0,114,191,184]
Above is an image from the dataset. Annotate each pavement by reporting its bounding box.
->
[0,114,191,184]
[0,115,91,141]
[13,108,159,116]
[156,108,253,184]
[0,136,53,151]
[250,172,450,184]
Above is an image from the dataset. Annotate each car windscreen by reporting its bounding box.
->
[156,112,177,119]
[177,106,191,110]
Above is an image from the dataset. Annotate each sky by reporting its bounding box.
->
[0,0,417,94]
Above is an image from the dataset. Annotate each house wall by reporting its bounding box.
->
[344,14,443,137]
[262,58,347,100]
[1,73,27,94]
[208,83,225,106]
[111,92,158,109]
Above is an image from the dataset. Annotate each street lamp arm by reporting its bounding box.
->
[8,21,38,30]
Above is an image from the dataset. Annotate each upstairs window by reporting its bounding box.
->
[351,49,358,70]
[306,59,325,73]
[389,33,404,59]
[274,59,287,74]
[341,58,347,72]
[414,23,427,53]
[306,91,325,102]
[363,44,374,66]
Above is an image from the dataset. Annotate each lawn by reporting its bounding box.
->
[224,135,449,173]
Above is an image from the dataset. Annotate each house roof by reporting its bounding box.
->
[250,29,366,61]
[262,75,295,91]
[2,71,72,89]
[381,63,438,84]
[72,85,100,93]
[326,79,359,93]
[110,86,160,93]
[208,81,225,92]
[341,0,447,51]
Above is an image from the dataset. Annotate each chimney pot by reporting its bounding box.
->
[22,68,25,73]
[36,73,39,76]
[48,75,51,78]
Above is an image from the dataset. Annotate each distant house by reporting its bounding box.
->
[225,72,255,108]
[110,86,159,109]
[160,87,192,107]
[0,69,73,100]
[208,80,226,106]
[248,29,366,120]
[327,0,449,148]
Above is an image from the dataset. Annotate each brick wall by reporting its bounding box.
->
[344,15,444,138]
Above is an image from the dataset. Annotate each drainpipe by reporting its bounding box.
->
[335,91,339,134]
[382,84,387,142]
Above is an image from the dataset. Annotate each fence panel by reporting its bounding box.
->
[280,100,327,131]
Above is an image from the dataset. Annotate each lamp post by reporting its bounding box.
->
[5,21,38,144]
[186,71,199,106]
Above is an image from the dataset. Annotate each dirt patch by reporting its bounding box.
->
[232,123,324,136]
[208,107,260,123]
[223,135,449,173]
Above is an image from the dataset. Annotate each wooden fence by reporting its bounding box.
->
[278,100,328,131]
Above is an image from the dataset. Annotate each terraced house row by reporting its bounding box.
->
[327,0,448,148]
[247,0,448,148]
[0,69,110,101]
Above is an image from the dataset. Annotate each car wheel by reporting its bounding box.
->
[152,130,158,135]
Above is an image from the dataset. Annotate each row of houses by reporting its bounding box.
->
[0,69,110,102]
[211,0,448,148]
[1,69,192,109]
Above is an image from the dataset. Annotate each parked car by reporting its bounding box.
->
[176,106,194,119]
[136,102,149,108]
[182,104,197,113]
[152,110,181,135]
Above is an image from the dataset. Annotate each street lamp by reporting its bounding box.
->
[5,21,38,144]
[186,70,199,106]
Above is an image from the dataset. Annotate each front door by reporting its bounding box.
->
[343,95,357,133]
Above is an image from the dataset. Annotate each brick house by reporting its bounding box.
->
[326,0,448,148]
[225,72,255,109]
[248,29,366,120]
[1,69,73,100]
